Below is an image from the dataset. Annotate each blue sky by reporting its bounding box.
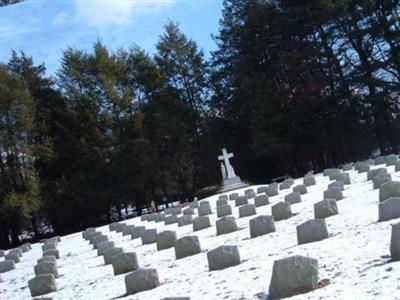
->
[0,0,223,74]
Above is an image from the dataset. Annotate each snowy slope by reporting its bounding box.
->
[1,165,400,300]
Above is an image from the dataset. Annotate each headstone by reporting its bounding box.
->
[235,196,248,207]
[217,204,232,218]
[183,208,195,215]
[169,207,182,216]
[328,181,344,191]
[244,189,256,199]
[355,161,370,173]
[141,215,149,222]
[390,222,400,261]
[271,202,292,221]
[395,161,400,172]
[297,219,329,244]
[97,241,115,256]
[198,202,212,216]
[19,243,30,253]
[112,252,139,275]
[374,156,386,165]
[37,256,57,265]
[314,199,338,219]
[0,250,4,257]
[284,192,302,204]
[229,192,239,200]
[34,261,59,278]
[323,187,343,200]
[373,173,392,189]
[155,213,166,223]
[269,255,318,299]
[207,245,240,271]
[386,154,398,166]
[86,231,102,241]
[367,168,388,180]
[257,186,268,194]
[156,231,177,251]
[178,215,193,227]
[0,260,15,273]
[103,247,124,265]
[125,268,160,295]
[9,248,22,257]
[249,215,276,238]
[334,172,350,185]
[5,252,20,263]
[92,235,108,249]
[342,163,353,171]
[43,249,60,259]
[216,216,238,235]
[108,222,120,230]
[303,175,316,186]
[193,216,211,231]
[219,195,229,201]
[323,168,341,180]
[141,229,158,245]
[28,274,57,297]
[280,179,294,190]
[130,226,146,239]
[165,215,179,225]
[189,200,198,209]
[216,198,228,207]
[174,236,202,259]
[238,204,257,218]
[254,194,269,207]
[293,184,307,195]
[82,227,96,238]
[379,181,400,202]
[379,197,400,221]
[265,185,278,197]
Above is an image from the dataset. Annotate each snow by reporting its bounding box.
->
[2,165,400,299]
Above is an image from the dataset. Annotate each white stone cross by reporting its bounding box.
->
[218,148,236,178]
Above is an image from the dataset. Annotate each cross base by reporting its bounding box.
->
[218,176,249,193]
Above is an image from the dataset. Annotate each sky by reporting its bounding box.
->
[0,0,223,74]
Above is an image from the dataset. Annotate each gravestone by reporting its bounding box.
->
[178,215,193,227]
[97,241,115,256]
[82,227,96,238]
[257,186,268,194]
[42,242,57,252]
[131,226,146,240]
[379,181,400,202]
[216,199,228,207]
[342,163,353,171]
[245,189,256,199]
[9,248,22,257]
[355,161,370,173]
[207,245,240,271]
[189,200,198,209]
[235,196,248,207]
[5,252,20,263]
[165,215,179,225]
[229,193,239,200]
[217,204,232,218]
[219,195,229,201]
[103,247,124,265]
[323,187,343,200]
[43,249,59,259]
[323,168,341,179]
[303,175,316,186]
[125,268,160,295]
[249,215,275,238]
[193,216,211,231]
[34,261,59,278]
[314,199,338,219]
[269,255,318,299]
[169,207,182,216]
[373,173,392,189]
[174,236,202,259]
[239,204,257,218]
[141,229,158,245]
[265,184,279,197]
[280,179,294,190]
[121,225,136,236]
[334,173,350,185]
[216,216,238,235]
[0,250,4,257]
[293,184,307,195]
[390,222,400,260]
[155,213,166,223]
[379,197,400,221]
[367,168,387,180]
[183,208,195,216]
[254,194,269,207]
[37,256,57,265]
[19,243,30,253]
[374,156,386,165]
[93,235,108,249]
[112,252,139,275]
[198,202,212,216]
[297,219,329,244]
[386,154,398,166]
[396,161,400,172]
[285,192,302,204]
[157,231,177,250]
[0,260,15,273]
[328,181,344,191]
[28,274,57,297]
[271,202,292,221]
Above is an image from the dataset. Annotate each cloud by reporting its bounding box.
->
[53,11,69,26]
[73,0,174,27]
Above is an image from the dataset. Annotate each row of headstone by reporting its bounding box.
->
[0,242,32,274]
[29,236,60,297]
[378,181,400,221]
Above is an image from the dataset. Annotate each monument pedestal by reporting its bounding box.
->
[219,176,248,193]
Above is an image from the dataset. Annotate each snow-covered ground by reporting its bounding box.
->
[2,165,400,300]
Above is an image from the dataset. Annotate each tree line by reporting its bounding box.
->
[1,0,400,248]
